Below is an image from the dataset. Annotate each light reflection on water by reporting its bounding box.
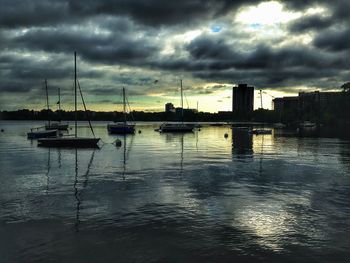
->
[0,121,350,262]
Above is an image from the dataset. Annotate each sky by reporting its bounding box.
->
[0,0,349,112]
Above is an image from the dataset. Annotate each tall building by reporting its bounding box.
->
[165,103,175,113]
[232,84,254,119]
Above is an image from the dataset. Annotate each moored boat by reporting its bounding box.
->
[159,123,195,132]
[38,52,100,148]
[158,79,194,133]
[107,87,135,134]
[28,129,57,139]
[45,122,69,130]
[108,123,135,134]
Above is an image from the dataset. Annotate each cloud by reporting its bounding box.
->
[313,28,350,51]
[1,0,350,110]
[289,15,333,32]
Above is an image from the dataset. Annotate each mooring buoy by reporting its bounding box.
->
[115,139,122,147]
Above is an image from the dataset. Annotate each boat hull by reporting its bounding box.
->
[27,130,57,139]
[38,137,100,148]
[107,124,135,134]
[45,123,69,131]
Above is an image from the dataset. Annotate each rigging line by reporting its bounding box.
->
[126,96,135,122]
[126,132,135,160]
[82,149,96,188]
[77,79,96,138]
[184,93,190,109]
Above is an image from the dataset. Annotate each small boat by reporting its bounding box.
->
[38,52,100,148]
[299,121,317,130]
[158,79,194,133]
[250,129,272,135]
[28,129,57,139]
[27,79,59,139]
[107,87,135,134]
[45,122,69,130]
[45,88,69,130]
[159,123,195,132]
[108,123,135,134]
[274,122,286,129]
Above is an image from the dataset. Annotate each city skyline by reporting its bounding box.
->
[1,0,349,112]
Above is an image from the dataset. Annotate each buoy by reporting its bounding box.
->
[224,133,228,138]
[0,129,4,132]
[115,139,122,147]
[138,130,141,134]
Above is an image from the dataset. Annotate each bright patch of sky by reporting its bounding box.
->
[211,25,222,33]
[236,1,302,26]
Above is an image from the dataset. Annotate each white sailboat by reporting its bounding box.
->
[158,79,194,133]
[107,87,135,134]
[38,52,100,148]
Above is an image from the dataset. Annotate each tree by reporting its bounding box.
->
[341,82,350,92]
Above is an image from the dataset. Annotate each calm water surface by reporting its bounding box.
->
[1,121,350,262]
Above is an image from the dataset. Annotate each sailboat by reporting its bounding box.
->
[38,52,100,148]
[158,79,194,132]
[27,79,58,139]
[107,87,135,134]
[250,89,272,135]
[45,88,69,130]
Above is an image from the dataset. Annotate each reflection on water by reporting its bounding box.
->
[232,127,253,156]
[1,121,350,262]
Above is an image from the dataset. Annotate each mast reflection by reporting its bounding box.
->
[45,148,51,194]
[73,148,96,232]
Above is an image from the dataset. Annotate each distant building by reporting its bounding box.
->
[273,96,299,113]
[165,103,175,113]
[273,91,344,122]
[299,91,343,109]
[232,84,254,119]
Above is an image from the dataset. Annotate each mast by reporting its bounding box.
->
[123,87,126,124]
[180,79,184,123]
[74,51,77,138]
[45,79,50,126]
[259,89,263,109]
[58,88,61,111]
[58,87,61,122]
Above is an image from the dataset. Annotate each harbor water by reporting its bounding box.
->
[0,121,350,262]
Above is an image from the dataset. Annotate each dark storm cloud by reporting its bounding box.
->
[313,28,350,51]
[287,0,350,32]
[1,0,350,110]
[289,15,333,33]
[0,52,104,82]
[155,35,347,71]
[10,24,158,64]
[0,0,68,28]
[160,35,349,87]
[0,82,32,93]
[0,0,261,29]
